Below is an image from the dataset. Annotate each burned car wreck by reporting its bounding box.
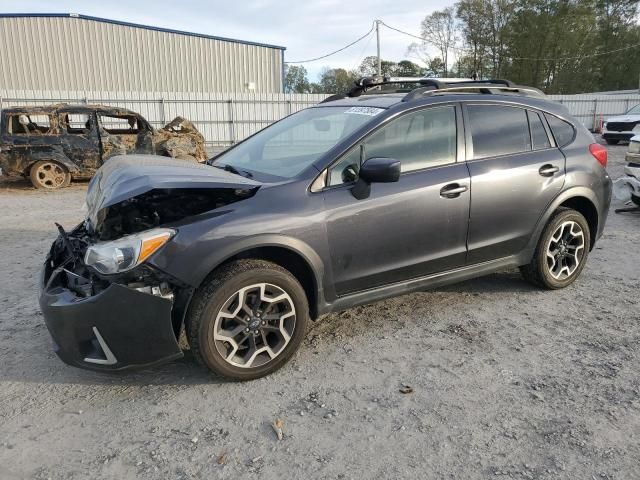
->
[40,156,259,369]
[0,104,207,189]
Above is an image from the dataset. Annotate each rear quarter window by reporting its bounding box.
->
[544,113,576,147]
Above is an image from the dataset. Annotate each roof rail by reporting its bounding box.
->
[327,76,544,102]
[403,83,544,102]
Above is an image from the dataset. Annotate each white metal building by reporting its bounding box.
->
[0,13,286,93]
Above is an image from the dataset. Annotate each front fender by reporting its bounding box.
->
[150,231,326,298]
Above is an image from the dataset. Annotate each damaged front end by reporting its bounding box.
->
[40,223,187,370]
[39,155,260,371]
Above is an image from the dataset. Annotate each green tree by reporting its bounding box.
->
[317,67,359,93]
[284,65,311,93]
[358,56,398,76]
[417,7,457,76]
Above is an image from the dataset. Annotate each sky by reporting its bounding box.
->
[0,0,455,80]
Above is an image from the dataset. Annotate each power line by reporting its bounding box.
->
[285,23,375,64]
[379,20,640,62]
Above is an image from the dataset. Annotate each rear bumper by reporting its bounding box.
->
[39,265,183,371]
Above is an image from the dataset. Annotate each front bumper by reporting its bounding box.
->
[39,264,183,371]
[602,131,635,141]
[626,152,640,163]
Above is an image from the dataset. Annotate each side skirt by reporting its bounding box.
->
[318,252,530,316]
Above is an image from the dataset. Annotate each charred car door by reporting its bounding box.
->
[97,112,154,160]
[322,104,470,295]
[58,109,102,175]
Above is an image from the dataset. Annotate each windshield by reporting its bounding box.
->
[213,106,384,179]
[627,104,640,115]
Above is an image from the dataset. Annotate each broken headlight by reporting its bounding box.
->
[84,228,175,274]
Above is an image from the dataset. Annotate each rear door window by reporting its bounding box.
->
[467,105,531,159]
[544,113,576,147]
[61,113,92,134]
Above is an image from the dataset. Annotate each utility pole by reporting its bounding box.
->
[375,19,381,77]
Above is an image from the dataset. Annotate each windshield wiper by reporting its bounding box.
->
[213,163,253,178]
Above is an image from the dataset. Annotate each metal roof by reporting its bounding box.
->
[0,13,286,50]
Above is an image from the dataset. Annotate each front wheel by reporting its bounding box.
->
[186,260,309,380]
[520,208,591,289]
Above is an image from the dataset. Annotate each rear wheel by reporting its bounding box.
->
[605,139,619,145]
[186,260,309,381]
[520,208,591,289]
[29,160,71,189]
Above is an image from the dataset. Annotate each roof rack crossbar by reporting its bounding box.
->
[346,76,448,98]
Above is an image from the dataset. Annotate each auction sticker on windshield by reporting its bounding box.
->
[344,107,385,116]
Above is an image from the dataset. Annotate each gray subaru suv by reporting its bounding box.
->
[40,78,612,380]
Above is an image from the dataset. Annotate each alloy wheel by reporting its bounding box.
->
[213,283,296,368]
[545,220,585,280]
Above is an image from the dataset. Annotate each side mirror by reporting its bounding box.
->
[359,157,401,183]
[351,157,400,199]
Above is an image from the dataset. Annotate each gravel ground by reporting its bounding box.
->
[0,144,638,480]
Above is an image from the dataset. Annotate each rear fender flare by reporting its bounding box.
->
[525,187,600,255]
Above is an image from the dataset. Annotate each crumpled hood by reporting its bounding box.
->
[85,155,260,228]
[605,114,640,123]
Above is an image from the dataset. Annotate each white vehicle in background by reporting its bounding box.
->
[602,104,640,145]
[612,135,640,211]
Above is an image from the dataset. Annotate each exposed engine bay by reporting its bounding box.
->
[92,187,256,240]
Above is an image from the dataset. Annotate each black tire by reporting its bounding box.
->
[605,139,619,145]
[186,259,309,381]
[29,160,71,189]
[520,208,591,289]
[632,194,640,207]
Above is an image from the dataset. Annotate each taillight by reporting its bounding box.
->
[589,143,608,167]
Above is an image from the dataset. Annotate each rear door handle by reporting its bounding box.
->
[440,183,468,198]
[539,164,560,177]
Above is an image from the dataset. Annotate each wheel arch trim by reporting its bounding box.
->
[527,187,601,254]
[190,234,326,317]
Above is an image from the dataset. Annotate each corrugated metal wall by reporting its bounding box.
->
[0,15,284,93]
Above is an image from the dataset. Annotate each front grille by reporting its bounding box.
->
[607,121,638,132]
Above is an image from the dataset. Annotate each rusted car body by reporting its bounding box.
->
[0,104,207,189]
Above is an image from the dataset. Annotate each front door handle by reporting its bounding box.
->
[440,183,468,198]
[539,164,560,177]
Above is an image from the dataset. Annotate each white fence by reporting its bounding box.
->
[1,90,639,150]
[549,94,640,131]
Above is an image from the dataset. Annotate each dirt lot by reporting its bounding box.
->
[0,145,638,480]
